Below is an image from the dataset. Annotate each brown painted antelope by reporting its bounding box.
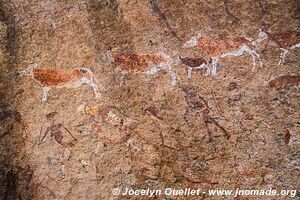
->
[106,51,180,86]
[179,56,210,78]
[183,32,262,75]
[17,64,100,101]
[253,30,300,65]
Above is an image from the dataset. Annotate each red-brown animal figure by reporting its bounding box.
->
[268,75,300,90]
[254,30,300,65]
[183,32,262,75]
[179,56,209,78]
[106,51,179,86]
[17,64,100,101]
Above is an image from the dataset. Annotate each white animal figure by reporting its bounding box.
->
[253,29,300,65]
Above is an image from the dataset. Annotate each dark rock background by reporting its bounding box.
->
[0,0,299,199]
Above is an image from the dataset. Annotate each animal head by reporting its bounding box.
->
[183,36,198,48]
[183,32,202,48]
[15,63,38,79]
[77,67,99,84]
[252,28,269,47]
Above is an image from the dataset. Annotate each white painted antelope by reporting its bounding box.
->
[106,51,180,86]
[253,29,300,65]
[183,32,263,75]
[16,64,100,101]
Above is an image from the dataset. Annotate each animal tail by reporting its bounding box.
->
[183,32,202,48]
[15,63,37,79]
[183,35,198,48]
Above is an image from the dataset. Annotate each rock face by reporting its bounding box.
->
[0,0,299,199]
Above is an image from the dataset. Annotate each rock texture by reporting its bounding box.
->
[0,0,299,199]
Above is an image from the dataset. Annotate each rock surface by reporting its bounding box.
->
[0,0,299,199]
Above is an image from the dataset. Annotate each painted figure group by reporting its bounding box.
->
[17,29,299,101]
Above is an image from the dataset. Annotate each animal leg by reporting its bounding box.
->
[205,66,211,75]
[210,57,219,76]
[120,72,129,87]
[278,48,288,65]
[187,67,192,78]
[168,67,177,86]
[42,87,51,102]
[82,76,100,99]
[195,63,210,75]
[245,47,263,69]
[77,77,100,98]
[88,81,100,98]
[277,43,300,65]
[183,110,194,127]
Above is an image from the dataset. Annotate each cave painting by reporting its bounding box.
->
[17,64,100,101]
[183,32,263,75]
[254,30,300,65]
[107,51,180,86]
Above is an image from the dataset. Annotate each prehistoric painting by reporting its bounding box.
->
[0,0,299,199]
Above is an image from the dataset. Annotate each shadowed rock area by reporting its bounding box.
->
[0,0,299,199]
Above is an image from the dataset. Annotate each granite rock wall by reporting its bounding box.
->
[0,0,299,199]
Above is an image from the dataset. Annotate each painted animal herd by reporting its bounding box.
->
[17,29,299,101]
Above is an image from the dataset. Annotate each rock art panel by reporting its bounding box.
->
[1,0,299,199]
